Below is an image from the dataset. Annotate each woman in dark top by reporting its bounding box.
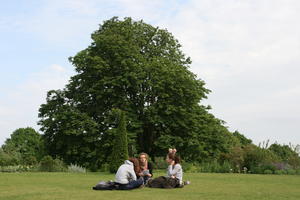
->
[137,152,153,184]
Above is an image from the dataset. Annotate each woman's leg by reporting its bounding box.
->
[118,178,143,190]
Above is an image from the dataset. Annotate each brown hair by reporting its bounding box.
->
[128,157,140,174]
[139,152,149,160]
[167,153,181,164]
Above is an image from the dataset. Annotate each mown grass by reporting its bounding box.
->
[1,172,300,200]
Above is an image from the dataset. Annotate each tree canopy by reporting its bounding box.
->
[38,17,240,168]
[1,127,44,165]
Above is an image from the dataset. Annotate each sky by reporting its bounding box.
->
[1,0,300,146]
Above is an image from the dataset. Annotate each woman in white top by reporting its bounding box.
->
[166,150,183,185]
[114,158,143,190]
[146,149,185,188]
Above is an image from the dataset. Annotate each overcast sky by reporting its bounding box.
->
[1,0,299,146]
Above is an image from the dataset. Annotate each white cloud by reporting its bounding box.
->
[0,65,73,145]
[149,0,300,145]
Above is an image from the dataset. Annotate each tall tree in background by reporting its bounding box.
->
[109,109,129,173]
[39,17,237,168]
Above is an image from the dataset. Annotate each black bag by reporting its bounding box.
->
[147,176,180,189]
[92,181,117,190]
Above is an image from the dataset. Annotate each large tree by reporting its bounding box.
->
[1,127,44,165]
[39,17,235,168]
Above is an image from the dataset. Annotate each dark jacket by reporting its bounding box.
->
[147,176,180,188]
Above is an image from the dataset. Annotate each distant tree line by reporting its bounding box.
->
[1,126,299,174]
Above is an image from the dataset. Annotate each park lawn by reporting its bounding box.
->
[0,172,300,200]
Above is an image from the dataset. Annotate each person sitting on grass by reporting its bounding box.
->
[146,148,189,188]
[166,149,183,185]
[114,157,144,190]
[137,152,153,184]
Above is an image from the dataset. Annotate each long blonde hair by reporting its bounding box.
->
[138,152,149,170]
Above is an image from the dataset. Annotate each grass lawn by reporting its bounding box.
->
[1,172,300,200]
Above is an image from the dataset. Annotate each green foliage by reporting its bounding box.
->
[182,162,200,173]
[286,169,297,175]
[223,146,244,172]
[1,127,44,165]
[22,155,38,166]
[274,170,286,175]
[268,143,300,168]
[200,161,223,173]
[220,143,299,174]
[39,156,66,172]
[182,161,235,173]
[217,141,300,174]
[38,92,100,170]
[109,109,129,173]
[99,163,110,172]
[263,169,273,174]
[288,156,300,169]
[218,161,233,173]
[0,148,21,166]
[243,144,279,172]
[152,157,168,169]
[269,144,295,161]
[232,131,252,146]
[274,169,300,175]
[182,161,231,173]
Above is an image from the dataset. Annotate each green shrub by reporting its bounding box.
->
[0,149,21,166]
[251,163,276,174]
[154,157,168,169]
[39,156,66,172]
[200,161,223,173]
[274,170,285,175]
[263,169,273,174]
[182,162,200,173]
[99,163,110,172]
[219,161,233,173]
[286,169,296,175]
[22,156,38,166]
[243,144,279,172]
[263,164,276,171]
[250,166,263,174]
